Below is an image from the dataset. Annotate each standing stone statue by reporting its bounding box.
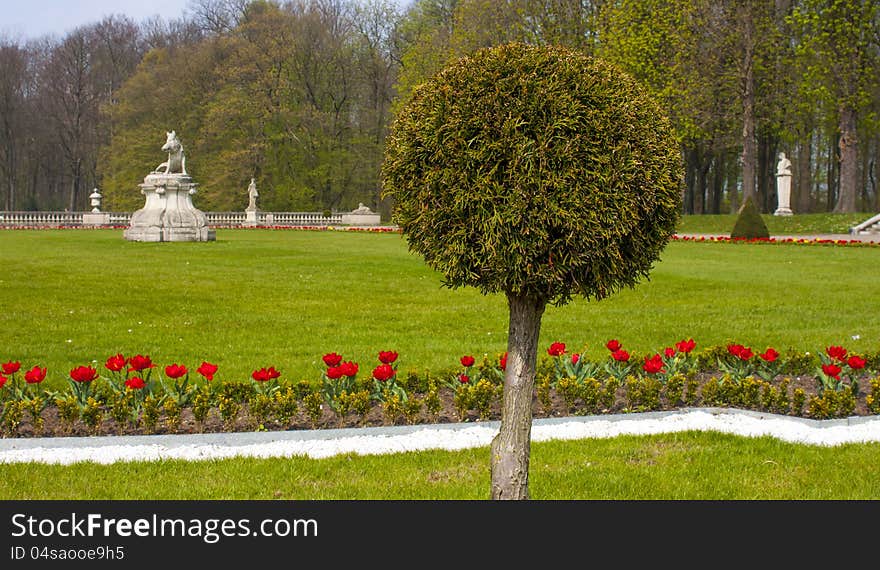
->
[124,130,215,242]
[246,178,259,212]
[774,152,793,216]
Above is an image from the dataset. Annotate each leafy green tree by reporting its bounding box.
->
[382,43,682,499]
[790,0,880,213]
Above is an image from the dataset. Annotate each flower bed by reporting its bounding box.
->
[671,234,880,247]
[1,339,878,439]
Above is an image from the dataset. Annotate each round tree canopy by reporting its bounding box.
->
[382,43,683,305]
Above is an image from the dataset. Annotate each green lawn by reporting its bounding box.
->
[2,432,879,499]
[677,212,873,235]
[1,228,878,391]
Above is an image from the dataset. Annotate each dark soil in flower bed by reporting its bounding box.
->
[3,372,877,439]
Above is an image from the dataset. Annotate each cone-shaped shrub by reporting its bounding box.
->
[731,196,770,239]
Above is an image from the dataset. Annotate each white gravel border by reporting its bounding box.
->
[1,408,879,465]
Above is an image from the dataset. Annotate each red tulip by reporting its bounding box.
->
[571,353,580,364]
[125,377,146,390]
[675,338,696,353]
[664,347,676,359]
[759,348,779,362]
[458,373,470,384]
[460,355,475,367]
[642,354,665,375]
[0,374,7,388]
[2,361,21,375]
[252,366,281,382]
[612,349,630,362]
[104,353,126,372]
[326,366,343,379]
[499,352,507,371]
[847,355,866,370]
[737,347,754,360]
[547,342,566,357]
[339,361,358,378]
[605,339,622,352]
[372,363,395,382]
[378,351,398,365]
[165,363,188,379]
[822,363,842,380]
[127,354,155,373]
[826,346,848,362]
[323,352,343,367]
[197,361,218,381]
[727,344,745,357]
[24,366,47,384]
[70,365,99,383]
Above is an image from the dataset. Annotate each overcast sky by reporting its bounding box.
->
[1,0,191,40]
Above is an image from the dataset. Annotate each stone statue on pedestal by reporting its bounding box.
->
[774,152,793,216]
[124,131,215,242]
[246,178,259,212]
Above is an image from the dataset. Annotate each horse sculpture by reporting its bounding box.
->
[156,130,187,175]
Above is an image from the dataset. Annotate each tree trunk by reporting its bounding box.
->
[490,291,546,500]
[740,8,757,206]
[795,134,812,213]
[834,105,858,213]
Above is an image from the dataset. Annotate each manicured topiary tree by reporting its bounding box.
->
[730,196,770,239]
[381,43,683,499]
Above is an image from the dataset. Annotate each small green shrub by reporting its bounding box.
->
[601,377,620,412]
[470,379,498,420]
[761,378,791,414]
[556,376,581,414]
[81,397,104,434]
[807,390,856,420]
[684,372,700,406]
[781,350,819,376]
[453,384,473,421]
[792,388,806,416]
[579,377,603,415]
[218,395,240,431]
[1,400,25,435]
[272,387,298,427]
[537,374,554,414]
[249,393,275,430]
[665,373,685,408]
[730,196,769,239]
[163,398,182,432]
[302,392,324,428]
[866,377,880,415]
[625,375,662,412]
[402,396,423,425]
[191,388,213,431]
[423,379,442,418]
[56,396,79,434]
[381,392,404,425]
[142,395,162,434]
[24,397,47,435]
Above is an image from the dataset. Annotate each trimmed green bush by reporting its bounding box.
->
[382,42,683,499]
[730,196,770,239]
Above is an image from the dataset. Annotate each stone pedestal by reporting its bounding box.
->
[124,172,215,242]
[774,173,793,216]
[245,208,259,227]
[341,212,382,225]
[82,212,110,226]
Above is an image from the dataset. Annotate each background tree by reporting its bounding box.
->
[382,43,682,499]
[789,0,880,213]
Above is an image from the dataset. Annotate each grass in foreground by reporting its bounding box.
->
[2,432,879,500]
[1,228,879,390]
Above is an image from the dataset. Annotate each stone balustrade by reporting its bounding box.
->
[0,210,372,229]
